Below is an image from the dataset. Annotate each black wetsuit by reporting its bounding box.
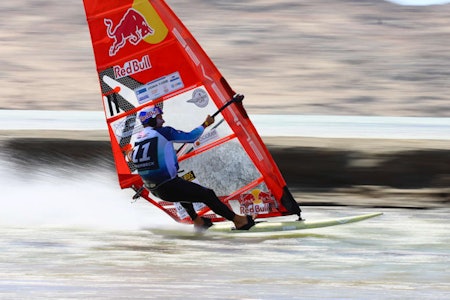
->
[151,177,236,221]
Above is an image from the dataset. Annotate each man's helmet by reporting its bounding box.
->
[138,106,163,125]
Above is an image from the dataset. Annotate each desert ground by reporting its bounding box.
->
[0,0,449,116]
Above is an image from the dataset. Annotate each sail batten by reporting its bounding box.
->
[83,0,300,224]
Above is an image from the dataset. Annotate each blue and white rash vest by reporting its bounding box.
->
[131,125,204,187]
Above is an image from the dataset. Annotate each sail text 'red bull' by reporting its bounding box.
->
[240,203,270,214]
[239,189,276,215]
[114,55,151,79]
[104,8,154,56]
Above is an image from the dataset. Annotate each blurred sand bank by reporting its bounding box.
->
[1,130,448,209]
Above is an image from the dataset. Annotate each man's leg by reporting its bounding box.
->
[154,177,236,221]
[180,202,198,220]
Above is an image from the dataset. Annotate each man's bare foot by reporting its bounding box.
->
[233,215,255,230]
[193,216,213,231]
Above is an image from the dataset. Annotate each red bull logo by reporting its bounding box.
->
[239,189,276,215]
[104,8,154,56]
[113,55,151,79]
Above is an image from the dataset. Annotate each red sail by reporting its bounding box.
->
[83,0,300,223]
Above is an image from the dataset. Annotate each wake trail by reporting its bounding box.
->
[0,165,172,230]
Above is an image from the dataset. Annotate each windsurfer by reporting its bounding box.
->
[130,106,255,231]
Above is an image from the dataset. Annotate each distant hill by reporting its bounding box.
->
[1,0,449,116]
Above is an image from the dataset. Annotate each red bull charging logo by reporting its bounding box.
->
[239,189,276,215]
[104,8,154,56]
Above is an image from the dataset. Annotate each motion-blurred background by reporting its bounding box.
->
[1,0,449,208]
[1,0,449,116]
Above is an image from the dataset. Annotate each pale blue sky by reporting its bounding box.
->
[387,0,450,5]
